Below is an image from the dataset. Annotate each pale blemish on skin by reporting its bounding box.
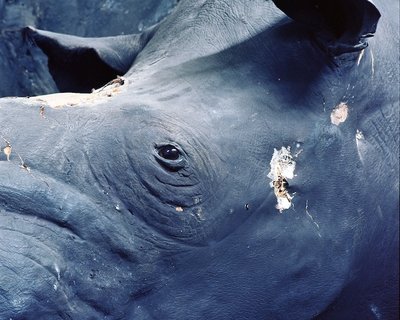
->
[371,50,375,75]
[330,102,349,126]
[54,263,61,281]
[1,136,12,161]
[53,263,61,291]
[369,303,382,320]
[356,129,364,141]
[27,76,125,109]
[356,129,366,165]
[305,200,321,238]
[2,143,11,161]
[357,49,365,66]
[267,147,296,212]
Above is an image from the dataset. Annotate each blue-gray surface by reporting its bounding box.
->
[0,0,398,319]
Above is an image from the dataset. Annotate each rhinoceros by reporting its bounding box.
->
[0,0,398,319]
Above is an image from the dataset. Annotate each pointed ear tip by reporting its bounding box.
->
[358,1,381,38]
[22,26,39,39]
[367,1,382,22]
[23,26,36,33]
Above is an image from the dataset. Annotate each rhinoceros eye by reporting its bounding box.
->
[158,145,180,160]
[154,144,186,171]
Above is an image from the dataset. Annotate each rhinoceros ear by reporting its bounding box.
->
[23,26,158,92]
[272,0,381,55]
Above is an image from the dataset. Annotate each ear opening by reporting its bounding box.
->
[272,0,381,55]
[23,26,158,93]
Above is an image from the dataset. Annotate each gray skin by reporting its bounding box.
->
[0,0,398,319]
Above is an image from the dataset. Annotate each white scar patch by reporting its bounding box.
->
[267,146,296,212]
[330,102,349,125]
[355,129,366,165]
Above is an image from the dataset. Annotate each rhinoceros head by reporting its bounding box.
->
[1,0,398,319]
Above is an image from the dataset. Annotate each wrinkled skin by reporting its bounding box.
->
[0,0,398,319]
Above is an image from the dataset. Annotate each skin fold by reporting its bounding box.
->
[0,0,398,319]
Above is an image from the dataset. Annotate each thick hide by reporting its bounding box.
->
[0,0,398,319]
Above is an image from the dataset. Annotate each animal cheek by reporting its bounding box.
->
[144,169,202,208]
